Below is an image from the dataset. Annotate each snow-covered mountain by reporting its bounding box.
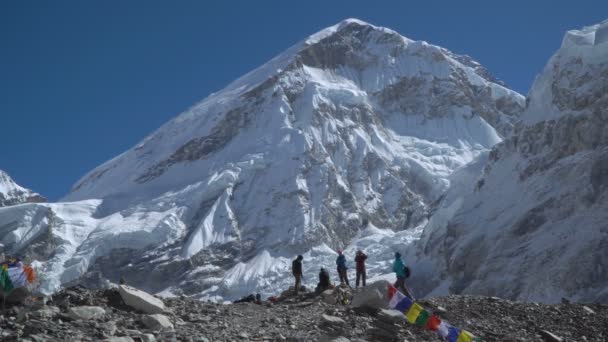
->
[0,170,45,207]
[415,19,608,303]
[0,19,523,298]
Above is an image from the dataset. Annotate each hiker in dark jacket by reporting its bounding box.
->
[292,255,303,293]
[354,250,367,287]
[316,267,331,293]
[335,250,350,286]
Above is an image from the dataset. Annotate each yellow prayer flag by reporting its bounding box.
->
[457,330,474,342]
[405,303,423,324]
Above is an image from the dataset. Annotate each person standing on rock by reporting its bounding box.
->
[336,250,350,286]
[292,255,304,293]
[393,252,413,298]
[354,250,367,287]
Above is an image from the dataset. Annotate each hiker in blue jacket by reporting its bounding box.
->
[393,252,413,298]
[336,249,350,286]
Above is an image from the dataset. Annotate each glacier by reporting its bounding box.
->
[1,18,528,301]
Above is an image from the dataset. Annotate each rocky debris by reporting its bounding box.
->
[140,314,174,331]
[118,285,166,314]
[67,306,106,320]
[320,313,347,335]
[0,285,607,341]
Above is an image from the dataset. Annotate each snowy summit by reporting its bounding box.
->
[5,18,606,305]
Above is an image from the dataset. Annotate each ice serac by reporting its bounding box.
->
[416,19,608,303]
[2,19,523,298]
[0,170,46,207]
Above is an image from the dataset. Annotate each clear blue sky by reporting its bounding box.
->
[1,1,606,200]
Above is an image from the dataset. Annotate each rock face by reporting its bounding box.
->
[0,18,523,299]
[415,19,608,303]
[0,170,45,207]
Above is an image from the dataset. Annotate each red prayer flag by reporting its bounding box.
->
[426,315,441,331]
[388,285,397,299]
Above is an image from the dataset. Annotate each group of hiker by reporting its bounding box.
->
[234,249,413,304]
[292,249,412,298]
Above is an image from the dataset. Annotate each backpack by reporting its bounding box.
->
[403,266,411,279]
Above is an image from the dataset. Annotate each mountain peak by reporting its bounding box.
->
[305,17,405,46]
[0,170,46,207]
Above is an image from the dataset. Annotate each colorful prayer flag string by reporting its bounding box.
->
[387,285,482,341]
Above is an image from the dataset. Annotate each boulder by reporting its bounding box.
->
[104,337,135,342]
[539,330,563,342]
[322,289,337,305]
[320,314,347,336]
[30,306,61,320]
[141,314,174,331]
[140,334,156,342]
[350,280,390,310]
[118,285,166,314]
[67,306,106,320]
[378,309,405,323]
[582,306,595,314]
[321,314,346,326]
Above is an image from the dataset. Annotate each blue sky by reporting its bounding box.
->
[1,1,606,200]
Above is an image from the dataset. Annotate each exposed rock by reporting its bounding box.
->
[140,314,174,331]
[30,306,60,320]
[322,289,337,305]
[539,329,563,342]
[378,309,405,323]
[118,285,166,314]
[140,334,156,342]
[67,306,106,320]
[104,337,135,342]
[583,306,596,314]
[321,314,346,325]
[350,280,390,310]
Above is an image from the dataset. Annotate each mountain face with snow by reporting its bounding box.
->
[0,19,524,298]
[415,20,608,303]
[0,170,45,207]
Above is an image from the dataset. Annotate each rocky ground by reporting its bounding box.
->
[0,283,606,342]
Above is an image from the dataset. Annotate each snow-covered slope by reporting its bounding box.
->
[1,19,523,298]
[415,19,608,303]
[0,170,46,207]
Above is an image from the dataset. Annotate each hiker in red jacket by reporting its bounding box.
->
[354,250,367,287]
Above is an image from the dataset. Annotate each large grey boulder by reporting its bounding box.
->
[350,280,390,310]
[141,314,174,331]
[67,306,106,320]
[118,285,166,314]
[378,309,406,323]
[104,337,135,342]
[30,306,61,320]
